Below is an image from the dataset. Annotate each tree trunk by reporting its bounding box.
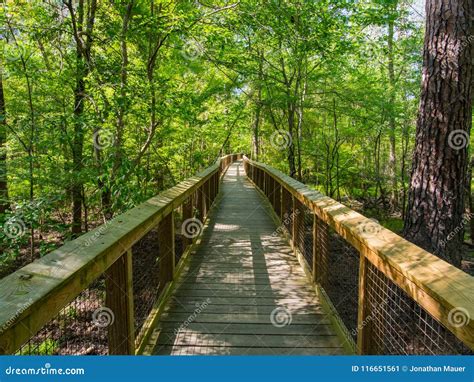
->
[0,71,8,216]
[67,0,97,235]
[252,90,261,160]
[403,0,473,267]
[287,104,297,178]
[387,10,399,210]
[71,67,85,235]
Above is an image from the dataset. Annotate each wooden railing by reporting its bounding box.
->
[243,156,474,355]
[0,154,242,355]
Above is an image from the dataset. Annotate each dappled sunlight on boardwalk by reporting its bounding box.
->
[143,161,345,355]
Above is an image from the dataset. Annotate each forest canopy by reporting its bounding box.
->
[1,0,472,272]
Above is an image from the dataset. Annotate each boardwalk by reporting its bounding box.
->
[144,161,345,355]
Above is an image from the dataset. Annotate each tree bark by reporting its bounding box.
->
[0,71,8,216]
[67,0,97,235]
[403,0,473,266]
[387,7,399,210]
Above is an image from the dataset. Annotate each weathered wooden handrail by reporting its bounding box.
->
[243,156,474,354]
[0,153,242,355]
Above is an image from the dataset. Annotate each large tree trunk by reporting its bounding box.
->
[0,72,8,216]
[403,0,473,267]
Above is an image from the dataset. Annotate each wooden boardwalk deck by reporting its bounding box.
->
[144,161,346,355]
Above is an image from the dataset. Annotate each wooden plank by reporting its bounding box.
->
[155,331,342,348]
[174,281,313,291]
[172,288,319,299]
[105,249,135,355]
[168,296,322,306]
[153,345,345,355]
[163,303,325,315]
[155,321,332,334]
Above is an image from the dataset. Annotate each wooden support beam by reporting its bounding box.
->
[202,182,208,219]
[182,196,193,248]
[356,253,370,354]
[158,212,175,294]
[291,195,296,249]
[293,199,304,256]
[196,187,203,221]
[105,249,135,355]
[274,181,281,220]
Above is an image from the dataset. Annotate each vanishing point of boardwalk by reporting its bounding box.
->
[145,161,345,355]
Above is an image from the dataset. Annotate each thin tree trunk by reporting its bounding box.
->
[100,0,134,219]
[66,0,98,235]
[387,9,399,210]
[0,71,8,216]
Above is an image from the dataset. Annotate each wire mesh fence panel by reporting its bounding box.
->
[17,279,107,355]
[132,228,160,339]
[315,218,359,340]
[364,261,473,355]
[294,199,314,270]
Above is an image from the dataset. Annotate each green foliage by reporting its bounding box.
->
[1,0,424,264]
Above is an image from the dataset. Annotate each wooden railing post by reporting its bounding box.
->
[105,249,135,355]
[293,199,304,255]
[202,181,209,218]
[196,187,203,221]
[291,195,296,248]
[158,211,175,293]
[183,196,193,248]
[280,187,285,221]
[211,173,216,203]
[357,253,370,354]
[269,176,275,209]
[274,181,281,219]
